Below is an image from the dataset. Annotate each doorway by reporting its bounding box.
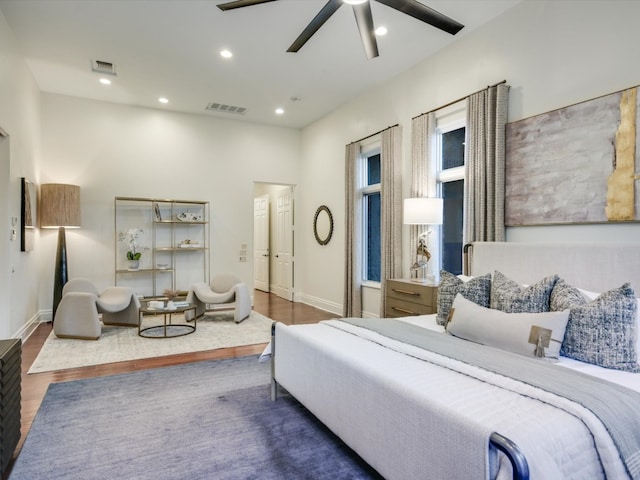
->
[253,183,295,301]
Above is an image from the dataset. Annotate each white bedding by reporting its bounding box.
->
[396,313,640,393]
[273,319,637,479]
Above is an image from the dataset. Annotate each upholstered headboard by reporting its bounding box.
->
[468,242,640,293]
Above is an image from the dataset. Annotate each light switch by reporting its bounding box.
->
[10,216,17,241]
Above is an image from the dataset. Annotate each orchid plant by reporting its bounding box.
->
[118,227,147,260]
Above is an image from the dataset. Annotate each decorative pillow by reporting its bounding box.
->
[446,294,570,359]
[552,281,639,372]
[436,270,491,326]
[491,271,558,313]
[576,286,640,358]
[550,278,588,311]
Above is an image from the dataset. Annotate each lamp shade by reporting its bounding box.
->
[40,184,81,228]
[403,197,443,225]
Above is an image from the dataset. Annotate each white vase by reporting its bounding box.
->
[128,259,140,271]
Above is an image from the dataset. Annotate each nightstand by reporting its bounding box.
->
[385,278,437,318]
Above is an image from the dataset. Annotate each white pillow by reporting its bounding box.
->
[446,294,570,359]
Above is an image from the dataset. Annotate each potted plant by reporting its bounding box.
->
[118,227,147,270]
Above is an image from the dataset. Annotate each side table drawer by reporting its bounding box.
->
[386,280,437,308]
[385,297,434,318]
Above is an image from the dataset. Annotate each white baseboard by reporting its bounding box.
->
[14,311,47,342]
[262,290,377,318]
[293,292,342,316]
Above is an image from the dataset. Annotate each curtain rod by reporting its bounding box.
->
[411,80,507,120]
[349,123,399,145]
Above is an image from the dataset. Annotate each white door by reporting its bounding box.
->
[253,194,270,292]
[274,187,293,301]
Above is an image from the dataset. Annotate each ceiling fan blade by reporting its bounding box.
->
[353,2,379,59]
[287,0,343,53]
[375,0,464,35]
[217,0,277,11]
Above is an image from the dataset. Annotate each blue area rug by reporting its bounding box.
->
[11,355,382,479]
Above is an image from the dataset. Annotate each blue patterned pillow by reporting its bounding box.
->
[550,278,587,311]
[552,280,639,372]
[491,271,558,313]
[437,270,491,325]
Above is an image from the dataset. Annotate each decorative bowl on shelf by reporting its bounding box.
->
[179,240,200,248]
[156,263,169,270]
[176,210,202,222]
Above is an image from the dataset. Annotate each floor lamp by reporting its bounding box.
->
[403,197,443,283]
[40,184,81,320]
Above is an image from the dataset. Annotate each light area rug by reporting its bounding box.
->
[28,311,272,374]
[10,355,382,480]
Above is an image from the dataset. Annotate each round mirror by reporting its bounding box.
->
[313,205,334,246]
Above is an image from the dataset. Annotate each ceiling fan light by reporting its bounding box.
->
[343,0,367,5]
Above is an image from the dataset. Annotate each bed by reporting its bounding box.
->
[269,242,640,480]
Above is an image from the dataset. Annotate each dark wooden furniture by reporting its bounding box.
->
[0,339,21,475]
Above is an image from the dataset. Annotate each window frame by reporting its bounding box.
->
[359,142,382,288]
[434,103,466,274]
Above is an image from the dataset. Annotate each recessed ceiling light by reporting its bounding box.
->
[275,108,284,115]
[220,49,233,59]
[99,78,111,85]
[158,97,169,104]
[375,26,387,36]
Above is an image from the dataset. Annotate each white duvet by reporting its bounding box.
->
[272,317,636,480]
[396,313,640,393]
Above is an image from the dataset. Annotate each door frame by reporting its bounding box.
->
[252,182,295,299]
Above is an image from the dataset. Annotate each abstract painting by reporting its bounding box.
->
[505,86,639,225]
[21,177,36,251]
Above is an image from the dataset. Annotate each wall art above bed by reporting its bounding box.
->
[505,85,640,226]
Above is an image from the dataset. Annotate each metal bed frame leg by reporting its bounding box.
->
[490,432,530,480]
[270,322,278,401]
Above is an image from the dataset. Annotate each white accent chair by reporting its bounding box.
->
[53,278,140,340]
[186,274,251,323]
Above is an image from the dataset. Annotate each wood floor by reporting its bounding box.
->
[6,291,337,479]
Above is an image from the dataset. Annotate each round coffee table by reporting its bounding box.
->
[138,303,197,338]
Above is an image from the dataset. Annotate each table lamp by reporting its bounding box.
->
[403,197,443,282]
[40,184,81,319]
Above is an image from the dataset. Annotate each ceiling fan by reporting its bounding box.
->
[217,0,464,60]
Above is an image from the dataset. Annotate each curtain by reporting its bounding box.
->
[464,84,509,243]
[343,125,402,318]
[409,113,436,279]
[379,125,403,316]
[343,142,362,317]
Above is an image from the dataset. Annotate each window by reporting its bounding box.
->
[437,121,466,275]
[362,149,381,283]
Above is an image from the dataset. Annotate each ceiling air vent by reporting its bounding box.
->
[206,102,247,115]
[91,59,117,76]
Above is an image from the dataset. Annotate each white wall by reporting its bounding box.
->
[4,1,640,335]
[0,10,42,339]
[37,94,301,314]
[297,0,640,316]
